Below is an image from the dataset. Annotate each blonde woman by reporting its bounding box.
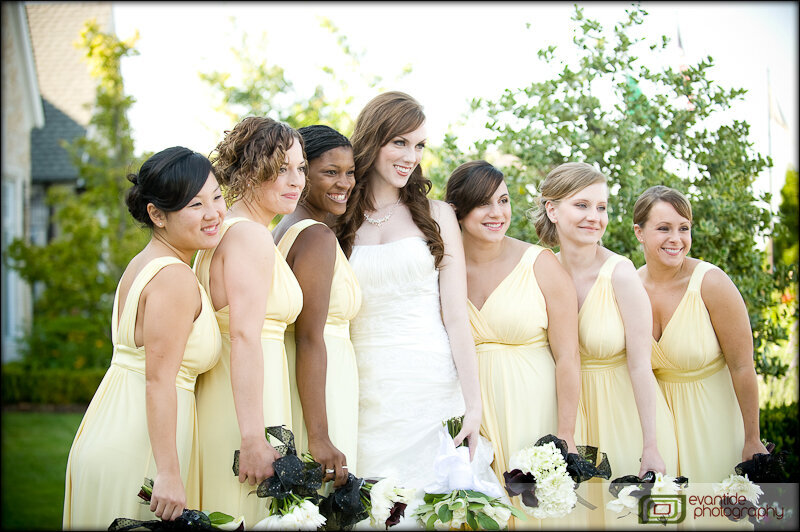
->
[532,163,678,525]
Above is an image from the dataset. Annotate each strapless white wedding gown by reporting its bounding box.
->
[349,236,466,488]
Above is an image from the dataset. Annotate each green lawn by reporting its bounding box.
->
[1,410,83,531]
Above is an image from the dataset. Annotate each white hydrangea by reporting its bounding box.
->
[510,441,577,519]
[713,474,764,505]
[510,442,567,479]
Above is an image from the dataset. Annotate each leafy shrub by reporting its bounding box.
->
[759,401,799,480]
[1,364,106,404]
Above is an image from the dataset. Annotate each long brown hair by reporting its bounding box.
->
[335,91,445,267]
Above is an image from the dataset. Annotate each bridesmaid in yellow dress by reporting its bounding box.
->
[63,147,225,529]
[633,185,767,482]
[272,125,361,486]
[444,160,581,529]
[193,117,305,525]
[533,163,679,526]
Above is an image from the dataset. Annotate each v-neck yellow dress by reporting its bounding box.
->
[651,261,745,482]
[468,245,557,529]
[63,257,221,530]
[277,219,362,474]
[193,217,303,525]
[575,254,679,529]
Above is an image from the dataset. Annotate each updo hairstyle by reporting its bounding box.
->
[211,116,304,204]
[444,160,505,222]
[530,162,607,247]
[633,185,693,227]
[298,125,351,162]
[125,146,213,228]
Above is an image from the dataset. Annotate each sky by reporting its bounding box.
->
[112,1,798,210]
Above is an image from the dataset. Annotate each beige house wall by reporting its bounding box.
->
[1,1,44,362]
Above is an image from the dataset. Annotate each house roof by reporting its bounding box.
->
[26,2,112,183]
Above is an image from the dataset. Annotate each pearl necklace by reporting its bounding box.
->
[363,198,401,227]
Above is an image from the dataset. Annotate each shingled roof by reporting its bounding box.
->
[26,2,112,183]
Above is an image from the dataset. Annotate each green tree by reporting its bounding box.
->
[5,22,148,369]
[466,5,791,377]
[774,166,799,268]
[199,17,410,135]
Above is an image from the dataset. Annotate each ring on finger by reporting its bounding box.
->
[342,465,348,469]
[325,468,335,474]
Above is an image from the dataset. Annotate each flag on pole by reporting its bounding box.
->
[769,90,789,131]
[677,24,685,57]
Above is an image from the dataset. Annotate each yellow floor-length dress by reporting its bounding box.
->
[193,217,302,525]
[651,261,744,481]
[63,257,221,530]
[652,261,748,530]
[469,245,558,530]
[277,219,361,474]
[575,253,679,529]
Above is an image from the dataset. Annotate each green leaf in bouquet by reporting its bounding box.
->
[416,504,434,513]
[466,509,479,530]
[450,498,465,509]
[207,511,235,525]
[508,505,527,519]
[426,513,438,530]
[137,477,154,503]
[437,503,453,523]
[468,502,485,510]
[476,512,500,530]
[423,492,442,504]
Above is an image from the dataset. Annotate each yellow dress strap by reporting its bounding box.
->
[276,219,325,256]
[687,260,717,292]
[116,256,189,348]
[598,253,628,279]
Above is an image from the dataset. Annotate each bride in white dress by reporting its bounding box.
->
[335,92,485,491]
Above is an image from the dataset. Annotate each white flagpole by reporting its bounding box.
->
[767,67,774,272]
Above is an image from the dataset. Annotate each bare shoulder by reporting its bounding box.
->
[609,253,638,281]
[220,220,275,258]
[700,263,740,304]
[292,222,337,253]
[146,262,199,299]
[429,199,456,221]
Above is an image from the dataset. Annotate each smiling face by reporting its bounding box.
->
[461,180,511,244]
[155,172,226,251]
[255,139,306,217]
[371,123,427,190]
[304,146,355,217]
[635,200,692,267]
[548,182,608,246]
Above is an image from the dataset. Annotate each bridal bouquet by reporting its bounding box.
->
[107,478,245,531]
[232,426,326,530]
[605,471,688,524]
[503,434,611,519]
[412,416,524,530]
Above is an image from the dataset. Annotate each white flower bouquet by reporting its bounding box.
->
[605,471,688,525]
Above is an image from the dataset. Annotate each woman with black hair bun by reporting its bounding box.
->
[63,146,226,529]
[272,124,360,487]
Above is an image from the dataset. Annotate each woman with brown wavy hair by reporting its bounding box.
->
[193,116,305,525]
[335,92,486,493]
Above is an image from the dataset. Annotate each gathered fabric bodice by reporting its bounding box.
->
[577,254,629,369]
[111,256,221,391]
[651,261,726,381]
[193,217,302,341]
[468,245,550,353]
[277,218,362,338]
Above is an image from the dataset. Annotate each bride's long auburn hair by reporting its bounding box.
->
[335,91,445,267]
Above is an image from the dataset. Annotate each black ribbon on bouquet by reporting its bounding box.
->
[231,425,323,503]
[108,510,229,531]
[608,471,689,524]
[318,473,370,530]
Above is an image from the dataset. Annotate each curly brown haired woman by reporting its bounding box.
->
[193,116,306,525]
